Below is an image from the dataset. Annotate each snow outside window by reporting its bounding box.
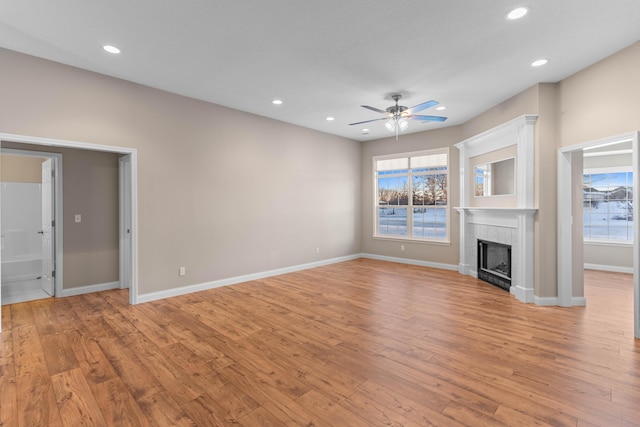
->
[583,169,633,242]
[374,148,449,242]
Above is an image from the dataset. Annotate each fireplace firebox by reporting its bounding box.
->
[477,239,512,291]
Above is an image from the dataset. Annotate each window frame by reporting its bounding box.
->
[583,166,633,244]
[373,148,450,244]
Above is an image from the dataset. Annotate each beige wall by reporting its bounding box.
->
[584,244,632,270]
[0,48,361,295]
[558,42,640,148]
[360,126,462,265]
[462,85,540,140]
[0,143,120,289]
[0,154,45,182]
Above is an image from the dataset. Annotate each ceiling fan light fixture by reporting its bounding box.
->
[385,116,409,134]
[384,119,396,132]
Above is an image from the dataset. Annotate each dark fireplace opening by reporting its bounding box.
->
[477,239,512,291]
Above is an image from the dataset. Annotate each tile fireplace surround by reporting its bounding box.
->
[456,207,536,302]
[455,115,538,304]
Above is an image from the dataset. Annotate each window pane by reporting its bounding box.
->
[378,207,407,236]
[434,174,448,205]
[589,173,608,190]
[378,176,409,205]
[475,174,486,197]
[411,173,447,206]
[412,174,426,205]
[608,222,628,240]
[413,207,446,239]
[610,201,627,214]
[583,170,633,241]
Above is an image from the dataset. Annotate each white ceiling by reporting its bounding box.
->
[1,1,638,141]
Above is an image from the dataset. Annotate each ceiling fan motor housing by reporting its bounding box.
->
[386,105,408,114]
[387,94,408,117]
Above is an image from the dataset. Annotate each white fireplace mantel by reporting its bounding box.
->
[455,115,538,303]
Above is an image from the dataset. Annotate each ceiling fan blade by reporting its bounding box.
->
[361,105,388,114]
[410,114,448,122]
[348,117,388,126]
[407,100,438,114]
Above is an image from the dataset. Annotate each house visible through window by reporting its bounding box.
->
[583,169,633,241]
[374,148,449,242]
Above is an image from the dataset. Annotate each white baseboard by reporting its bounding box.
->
[533,296,559,306]
[530,295,587,307]
[360,253,459,271]
[136,253,600,308]
[137,254,361,304]
[572,296,587,306]
[61,281,121,297]
[584,263,633,274]
[137,253,460,304]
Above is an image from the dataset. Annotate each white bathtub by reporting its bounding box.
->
[1,255,42,283]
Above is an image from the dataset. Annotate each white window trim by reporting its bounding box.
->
[373,147,450,244]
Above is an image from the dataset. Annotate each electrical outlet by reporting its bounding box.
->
[401,245,405,251]
[179,266,186,276]
[74,214,82,223]
[316,247,320,254]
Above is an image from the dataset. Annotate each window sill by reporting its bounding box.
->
[373,235,451,246]
[584,239,633,247]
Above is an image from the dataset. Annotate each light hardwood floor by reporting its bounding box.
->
[1,259,639,426]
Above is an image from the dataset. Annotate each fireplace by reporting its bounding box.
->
[477,239,511,291]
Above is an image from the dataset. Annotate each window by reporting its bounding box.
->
[583,168,633,241]
[374,148,449,242]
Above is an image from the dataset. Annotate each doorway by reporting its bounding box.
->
[558,131,640,339]
[0,133,137,331]
[1,149,61,304]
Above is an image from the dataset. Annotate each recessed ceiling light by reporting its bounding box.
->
[506,6,529,20]
[436,106,447,111]
[531,58,549,67]
[362,128,370,133]
[272,99,283,105]
[326,116,335,121]
[103,45,121,54]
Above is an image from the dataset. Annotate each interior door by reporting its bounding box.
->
[41,158,54,296]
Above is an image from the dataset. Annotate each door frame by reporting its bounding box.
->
[0,133,138,331]
[119,155,133,291]
[558,131,639,339]
[0,148,63,298]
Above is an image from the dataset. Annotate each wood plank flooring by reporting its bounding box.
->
[1,259,639,426]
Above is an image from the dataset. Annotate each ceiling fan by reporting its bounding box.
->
[349,94,447,138]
